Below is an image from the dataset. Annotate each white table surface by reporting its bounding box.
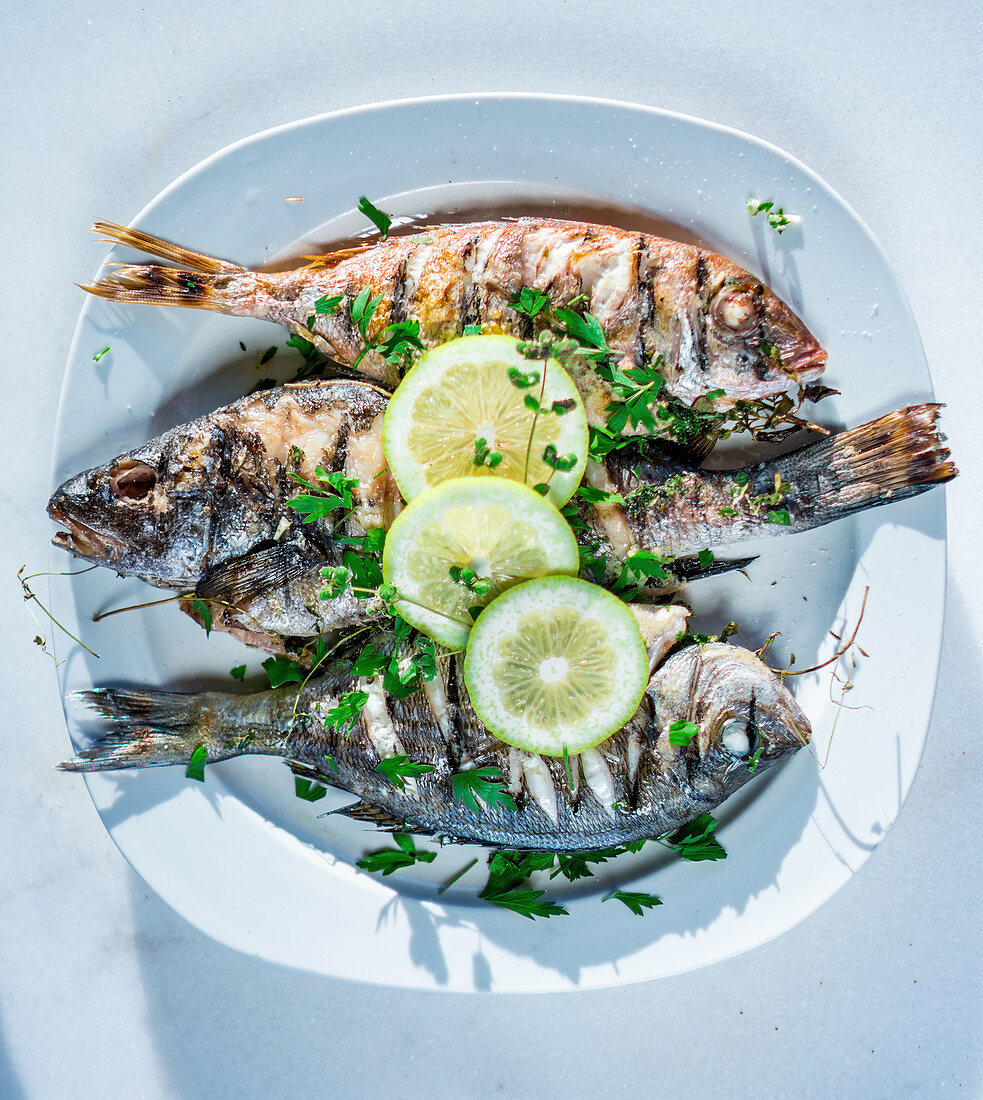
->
[2,3,980,1096]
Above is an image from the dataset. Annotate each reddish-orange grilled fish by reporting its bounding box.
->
[84,217,826,424]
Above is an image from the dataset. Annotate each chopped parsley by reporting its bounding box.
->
[451,767,518,814]
[357,196,392,238]
[185,745,207,783]
[92,345,110,362]
[191,599,213,635]
[286,468,359,524]
[603,890,663,915]
[323,689,370,735]
[668,719,699,747]
[747,199,798,234]
[357,833,436,876]
[261,655,305,689]
[659,814,727,861]
[376,753,435,791]
[230,664,247,681]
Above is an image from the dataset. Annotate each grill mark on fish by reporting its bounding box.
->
[330,421,350,475]
[694,255,709,374]
[388,260,409,324]
[751,283,770,379]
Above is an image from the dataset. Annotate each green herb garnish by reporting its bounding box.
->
[286,468,359,523]
[660,813,727,861]
[668,719,699,746]
[323,689,370,735]
[185,745,207,782]
[230,664,246,681]
[603,890,663,915]
[261,655,305,689]
[191,599,213,635]
[451,767,518,814]
[92,346,110,362]
[747,200,797,234]
[357,196,392,238]
[376,753,436,791]
[357,833,437,876]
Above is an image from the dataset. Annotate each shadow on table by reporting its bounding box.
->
[0,1006,27,1100]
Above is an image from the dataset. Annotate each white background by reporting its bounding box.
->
[2,3,980,1096]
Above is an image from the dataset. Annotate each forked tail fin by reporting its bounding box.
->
[79,220,244,310]
[60,688,204,771]
[773,403,957,526]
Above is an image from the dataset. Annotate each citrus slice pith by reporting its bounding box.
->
[382,335,589,507]
[463,576,650,756]
[381,477,580,648]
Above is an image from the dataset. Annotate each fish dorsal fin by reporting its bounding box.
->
[195,539,319,604]
[334,800,406,832]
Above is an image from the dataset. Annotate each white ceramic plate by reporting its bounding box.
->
[50,94,947,992]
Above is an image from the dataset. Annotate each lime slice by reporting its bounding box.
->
[382,334,589,507]
[464,577,649,756]
[382,478,579,648]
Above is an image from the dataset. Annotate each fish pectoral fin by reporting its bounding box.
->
[333,800,408,832]
[195,540,319,605]
[672,553,758,583]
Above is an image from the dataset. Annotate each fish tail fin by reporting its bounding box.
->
[89,220,240,273]
[60,688,208,772]
[774,403,957,525]
[80,264,226,311]
[80,221,244,310]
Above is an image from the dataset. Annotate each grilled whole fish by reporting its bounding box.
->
[61,626,811,851]
[48,382,955,648]
[83,217,827,420]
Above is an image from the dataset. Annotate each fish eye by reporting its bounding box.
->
[712,287,755,332]
[109,461,158,503]
[720,716,756,758]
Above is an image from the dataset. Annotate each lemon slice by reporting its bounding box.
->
[382,478,579,648]
[382,334,589,507]
[463,577,649,756]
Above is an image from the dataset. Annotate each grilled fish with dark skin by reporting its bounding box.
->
[82,217,827,427]
[62,622,811,851]
[48,381,956,649]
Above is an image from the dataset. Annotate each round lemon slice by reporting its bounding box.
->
[381,478,579,648]
[464,576,649,756]
[382,334,589,507]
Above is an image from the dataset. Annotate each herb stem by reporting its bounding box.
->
[437,858,478,894]
[91,592,192,622]
[18,566,100,658]
[522,353,549,486]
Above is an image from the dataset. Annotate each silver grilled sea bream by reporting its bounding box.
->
[48,377,955,647]
[62,618,810,851]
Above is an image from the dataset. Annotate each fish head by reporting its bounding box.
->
[47,428,227,589]
[691,256,827,405]
[653,641,811,796]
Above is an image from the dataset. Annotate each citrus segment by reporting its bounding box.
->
[382,335,588,507]
[463,577,649,755]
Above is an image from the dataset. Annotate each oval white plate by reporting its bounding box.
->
[50,94,946,992]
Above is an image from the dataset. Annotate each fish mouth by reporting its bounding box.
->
[48,506,124,563]
[785,345,828,382]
